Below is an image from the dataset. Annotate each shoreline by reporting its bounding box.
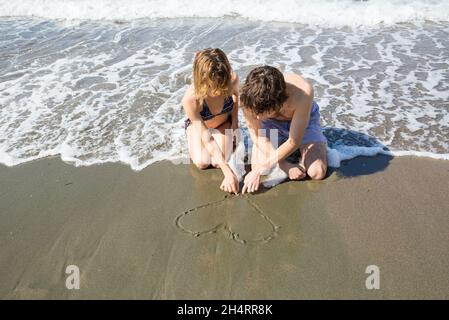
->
[0,155,448,299]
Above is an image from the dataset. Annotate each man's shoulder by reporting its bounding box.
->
[283,74,314,115]
[283,72,302,82]
[284,73,313,99]
[284,73,312,91]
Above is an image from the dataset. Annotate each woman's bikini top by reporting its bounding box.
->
[199,96,234,121]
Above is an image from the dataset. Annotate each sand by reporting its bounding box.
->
[0,155,448,299]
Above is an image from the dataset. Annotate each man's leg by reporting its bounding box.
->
[299,142,328,180]
[279,159,307,180]
[252,125,306,180]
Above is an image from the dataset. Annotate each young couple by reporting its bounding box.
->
[182,48,327,194]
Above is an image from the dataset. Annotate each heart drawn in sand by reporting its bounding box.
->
[175,195,280,245]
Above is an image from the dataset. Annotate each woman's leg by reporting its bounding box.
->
[210,119,233,168]
[186,119,233,169]
[186,123,211,169]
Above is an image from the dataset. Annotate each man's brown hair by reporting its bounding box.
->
[240,66,288,115]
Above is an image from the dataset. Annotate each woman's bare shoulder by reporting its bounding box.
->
[231,71,240,94]
[182,85,197,109]
[231,71,239,83]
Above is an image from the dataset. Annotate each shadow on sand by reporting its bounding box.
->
[322,127,392,178]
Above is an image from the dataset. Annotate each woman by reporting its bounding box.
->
[182,48,240,194]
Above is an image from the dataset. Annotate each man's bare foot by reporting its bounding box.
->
[279,161,306,180]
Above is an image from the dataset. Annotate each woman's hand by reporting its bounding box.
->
[220,172,239,194]
[242,169,261,194]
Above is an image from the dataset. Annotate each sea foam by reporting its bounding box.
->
[1,0,449,27]
[0,16,448,171]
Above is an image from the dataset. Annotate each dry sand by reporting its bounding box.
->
[0,155,448,299]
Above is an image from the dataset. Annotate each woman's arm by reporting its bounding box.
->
[182,88,237,190]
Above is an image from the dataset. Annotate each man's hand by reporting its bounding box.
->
[242,169,261,194]
[220,171,239,194]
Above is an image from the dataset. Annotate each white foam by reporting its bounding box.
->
[262,165,288,188]
[327,146,449,169]
[386,150,449,160]
[2,0,449,27]
[327,145,388,168]
[1,18,448,172]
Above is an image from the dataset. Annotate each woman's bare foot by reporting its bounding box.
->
[279,161,306,180]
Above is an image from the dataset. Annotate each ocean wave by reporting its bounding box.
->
[1,18,448,170]
[1,0,449,27]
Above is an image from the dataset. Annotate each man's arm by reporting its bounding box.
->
[242,107,277,165]
[253,82,314,173]
[242,76,314,194]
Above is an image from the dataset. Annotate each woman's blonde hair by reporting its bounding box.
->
[193,48,233,105]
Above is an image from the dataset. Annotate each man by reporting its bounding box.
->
[240,66,327,194]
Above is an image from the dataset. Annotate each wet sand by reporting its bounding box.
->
[0,155,448,299]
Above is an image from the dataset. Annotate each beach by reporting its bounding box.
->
[1,155,448,299]
[1,0,449,300]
